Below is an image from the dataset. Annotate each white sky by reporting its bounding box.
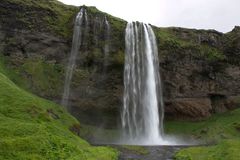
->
[58,0,240,33]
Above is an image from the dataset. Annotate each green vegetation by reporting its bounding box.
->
[112,50,125,66]
[2,0,79,38]
[154,27,226,62]
[77,124,119,142]
[175,140,240,160]
[199,45,226,61]
[92,7,127,59]
[222,27,240,65]
[0,61,118,159]
[0,55,65,98]
[0,55,29,89]
[21,57,64,97]
[165,108,240,160]
[120,146,149,155]
[166,109,240,141]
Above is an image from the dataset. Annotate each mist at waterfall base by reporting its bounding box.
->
[61,8,196,146]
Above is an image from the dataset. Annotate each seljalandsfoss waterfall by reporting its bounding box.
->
[61,8,88,108]
[61,7,178,147]
[62,9,175,146]
[121,22,167,145]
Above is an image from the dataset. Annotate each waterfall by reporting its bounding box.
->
[93,16,101,46]
[103,16,110,74]
[121,22,165,145]
[61,8,87,108]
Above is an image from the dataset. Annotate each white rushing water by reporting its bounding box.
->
[121,22,167,145]
[61,8,87,108]
[103,16,110,74]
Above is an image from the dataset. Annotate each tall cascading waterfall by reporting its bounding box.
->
[121,22,165,145]
[61,8,88,108]
[103,16,110,74]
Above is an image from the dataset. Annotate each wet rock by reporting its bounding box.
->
[165,98,212,120]
[232,122,240,132]
[69,123,81,136]
[200,128,208,134]
[47,109,59,119]
[209,93,228,113]
[118,146,187,160]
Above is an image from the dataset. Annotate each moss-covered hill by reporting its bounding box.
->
[0,61,118,159]
[0,0,126,127]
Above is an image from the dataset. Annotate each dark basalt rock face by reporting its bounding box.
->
[157,27,240,120]
[1,0,240,127]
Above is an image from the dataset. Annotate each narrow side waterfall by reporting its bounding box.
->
[93,17,101,46]
[103,16,110,73]
[121,22,165,145]
[61,8,87,108]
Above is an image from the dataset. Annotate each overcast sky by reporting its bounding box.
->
[58,0,240,33]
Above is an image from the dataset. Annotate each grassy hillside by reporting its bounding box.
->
[165,108,240,160]
[0,67,118,159]
[175,140,240,160]
[1,0,79,38]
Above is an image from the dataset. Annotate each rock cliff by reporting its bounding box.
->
[1,0,240,127]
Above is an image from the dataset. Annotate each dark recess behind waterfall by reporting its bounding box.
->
[1,0,240,128]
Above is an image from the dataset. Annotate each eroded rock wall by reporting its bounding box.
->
[1,0,240,127]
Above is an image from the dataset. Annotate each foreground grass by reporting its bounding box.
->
[0,72,118,160]
[165,109,240,160]
[166,109,240,142]
[175,140,240,160]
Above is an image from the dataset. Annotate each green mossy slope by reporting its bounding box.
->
[165,108,240,160]
[0,71,118,159]
[153,27,226,62]
[0,55,64,98]
[1,0,78,38]
[175,140,240,160]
